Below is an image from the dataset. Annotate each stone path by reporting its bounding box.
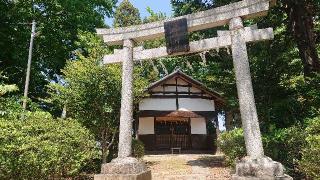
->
[143,154,231,180]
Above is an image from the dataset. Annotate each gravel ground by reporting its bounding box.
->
[143,154,231,180]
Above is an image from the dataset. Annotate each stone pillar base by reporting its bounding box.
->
[232,156,292,180]
[94,157,151,180]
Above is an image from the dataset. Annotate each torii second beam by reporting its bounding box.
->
[103,27,273,64]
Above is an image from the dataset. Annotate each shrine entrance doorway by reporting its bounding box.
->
[155,117,190,150]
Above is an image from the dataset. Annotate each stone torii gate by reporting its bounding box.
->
[95,0,292,179]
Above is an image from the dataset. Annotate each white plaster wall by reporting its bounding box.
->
[164,86,176,92]
[177,78,188,85]
[139,98,176,111]
[178,98,215,111]
[163,86,189,92]
[190,87,201,93]
[152,86,162,92]
[177,86,188,92]
[191,118,207,134]
[140,98,215,111]
[166,78,176,84]
[138,117,154,134]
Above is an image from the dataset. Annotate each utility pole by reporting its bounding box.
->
[23,20,36,110]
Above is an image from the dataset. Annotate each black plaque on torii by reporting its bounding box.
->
[164,18,190,55]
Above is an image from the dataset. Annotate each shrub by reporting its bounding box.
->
[218,128,246,166]
[132,139,145,159]
[263,125,306,178]
[299,117,320,179]
[0,111,98,179]
[218,117,320,179]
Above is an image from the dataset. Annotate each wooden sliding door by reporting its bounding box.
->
[154,117,190,150]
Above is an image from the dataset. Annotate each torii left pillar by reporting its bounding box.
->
[118,39,134,158]
[94,39,151,180]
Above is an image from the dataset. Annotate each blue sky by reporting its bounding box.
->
[105,0,173,26]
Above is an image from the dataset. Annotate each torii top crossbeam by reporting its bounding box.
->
[97,0,275,45]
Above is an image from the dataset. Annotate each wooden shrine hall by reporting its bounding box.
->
[137,70,225,151]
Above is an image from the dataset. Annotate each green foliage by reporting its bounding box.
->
[56,42,121,127]
[143,7,166,23]
[218,128,246,166]
[0,84,18,96]
[219,120,320,179]
[0,74,22,118]
[170,0,320,131]
[132,139,145,159]
[48,31,149,163]
[0,0,116,100]
[171,0,212,16]
[264,126,307,178]
[0,112,98,179]
[113,0,141,27]
[299,116,320,179]
[141,8,167,49]
[49,32,122,163]
[0,96,23,119]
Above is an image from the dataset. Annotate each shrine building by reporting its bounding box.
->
[137,70,225,151]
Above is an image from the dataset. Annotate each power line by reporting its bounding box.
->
[2,22,33,25]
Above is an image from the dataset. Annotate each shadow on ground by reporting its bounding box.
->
[145,150,215,155]
[145,160,160,167]
[187,155,225,168]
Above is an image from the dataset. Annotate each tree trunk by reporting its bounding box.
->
[213,115,221,154]
[101,130,108,164]
[101,128,117,164]
[283,0,320,76]
[225,111,233,131]
[101,145,107,164]
[61,104,67,119]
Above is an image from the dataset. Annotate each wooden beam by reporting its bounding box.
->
[175,78,179,110]
[96,0,274,45]
[162,84,192,87]
[139,110,217,118]
[149,95,214,100]
[151,91,205,95]
[103,28,273,64]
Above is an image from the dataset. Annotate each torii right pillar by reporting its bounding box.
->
[229,17,292,180]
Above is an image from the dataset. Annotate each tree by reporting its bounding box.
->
[113,0,141,27]
[48,31,148,163]
[0,72,18,97]
[47,31,121,164]
[282,0,320,76]
[0,0,116,103]
[0,85,18,97]
[171,0,212,16]
[0,72,21,118]
[299,116,320,179]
